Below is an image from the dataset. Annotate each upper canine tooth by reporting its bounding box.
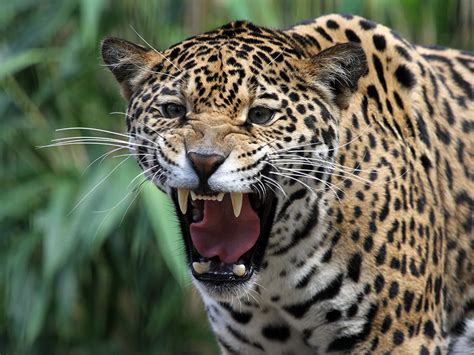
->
[177,188,189,214]
[230,192,243,218]
[217,192,224,202]
[232,264,246,277]
[192,261,210,274]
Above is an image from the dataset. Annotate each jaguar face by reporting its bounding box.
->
[101,21,366,299]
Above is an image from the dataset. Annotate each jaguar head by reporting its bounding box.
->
[101,21,366,299]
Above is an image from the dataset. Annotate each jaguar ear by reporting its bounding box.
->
[101,37,154,100]
[305,43,367,109]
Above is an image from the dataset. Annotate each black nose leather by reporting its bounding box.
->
[187,152,225,191]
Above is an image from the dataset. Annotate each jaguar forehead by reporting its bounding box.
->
[155,25,303,111]
[182,56,277,114]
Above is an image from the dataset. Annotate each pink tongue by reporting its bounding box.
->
[190,194,260,264]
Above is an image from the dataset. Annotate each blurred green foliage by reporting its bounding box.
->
[0,0,471,353]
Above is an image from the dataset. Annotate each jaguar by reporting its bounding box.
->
[100,14,473,354]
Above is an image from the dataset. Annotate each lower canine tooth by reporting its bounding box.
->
[192,261,210,274]
[230,192,243,218]
[233,264,246,277]
[177,188,189,214]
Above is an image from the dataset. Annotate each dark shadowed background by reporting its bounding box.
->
[0,0,472,353]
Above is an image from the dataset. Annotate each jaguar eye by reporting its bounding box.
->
[162,103,186,118]
[247,106,275,125]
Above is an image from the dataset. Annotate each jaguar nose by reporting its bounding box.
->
[187,152,226,191]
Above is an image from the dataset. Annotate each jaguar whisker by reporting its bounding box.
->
[56,125,161,149]
[120,175,150,225]
[127,160,160,189]
[81,146,128,176]
[56,126,133,139]
[261,175,288,199]
[112,152,153,159]
[270,170,342,204]
[269,161,372,185]
[43,137,153,150]
[92,175,147,214]
[40,142,136,149]
[269,157,366,175]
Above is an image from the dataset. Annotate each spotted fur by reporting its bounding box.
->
[102,14,473,354]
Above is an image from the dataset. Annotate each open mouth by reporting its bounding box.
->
[171,188,276,286]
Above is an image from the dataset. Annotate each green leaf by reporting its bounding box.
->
[0,179,46,220]
[0,49,59,80]
[142,183,189,287]
[41,181,76,281]
[80,0,107,46]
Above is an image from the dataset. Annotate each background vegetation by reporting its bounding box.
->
[0,0,472,353]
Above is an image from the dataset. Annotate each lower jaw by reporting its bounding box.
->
[172,190,277,294]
